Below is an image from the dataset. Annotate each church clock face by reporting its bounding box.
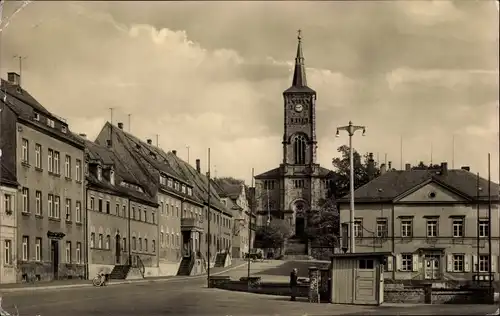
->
[294,104,304,113]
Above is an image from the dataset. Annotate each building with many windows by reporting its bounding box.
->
[1,74,86,281]
[0,162,19,284]
[83,138,159,278]
[339,163,500,282]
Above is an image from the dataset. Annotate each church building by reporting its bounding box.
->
[254,32,336,240]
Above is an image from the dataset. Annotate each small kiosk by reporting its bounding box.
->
[330,252,391,306]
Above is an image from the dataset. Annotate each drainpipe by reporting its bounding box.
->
[128,199,131,264]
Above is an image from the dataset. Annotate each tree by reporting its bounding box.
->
[254,219,293,249]
[306,197,339,247]
[411,161,441,170]
[331,145,380,198]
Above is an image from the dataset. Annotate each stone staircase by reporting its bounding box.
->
[282,238,312,260]
[177,257,192,276]
[214,253,228,268]
[109,265,131,280]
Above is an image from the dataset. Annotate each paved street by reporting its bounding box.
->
[1,260,498,316]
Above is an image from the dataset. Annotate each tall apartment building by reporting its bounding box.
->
[83,138,159,278]
[1,73,86,281]
[339,163,500,283]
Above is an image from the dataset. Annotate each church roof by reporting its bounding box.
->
[255,165,336,179]
[283,30,316,94]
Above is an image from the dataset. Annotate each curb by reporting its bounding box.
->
[0,263,248,293]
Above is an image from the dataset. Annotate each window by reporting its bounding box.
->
[294,180,304,188]
[34,112,40,121]
[122,238,126,252]
[48,149,53,172]
[160,232,164,246]
[376,219,388,237]
[181,184,186,194]
[4,194,12,212]
[48,194,54,217]
[35,238,42,261]
[54,196,60,218]
[144,210,147,222]
[144,238,148,252]
[106,201,110,214]
[4,240,12,265]
[122,205,126,217]
[132,207,135,219]
[116,203,120,216]
[75,201,82,223]
[47,118,55,128]
[21,138,29,162]
[76,242,81,263]
[90,233,95,248]
[22,187,29,213]
[479,255,490,272]
[426,219,438,237]
[65,241,71,263]
[75,159,82,181]
[22,236,29,261]
[35,191,42,215]
[354,219,363,237]
[401,254,413,271]
[35,144,42,168]
[479,220,490,238]
[453,218,464,237]
[152,240,155,253]
[132,237,137,251]
[65,155,71,178]
[167,178,173,187]
[65,198,71,221]
[61,125,67,133]
[293,134,307,164]
[187,187,192,196]
[105,235,111,250]
[53,151,60,174]
[152,212,155,224]
[453,254,464,272]
[98,234,103,248]
[97,166,102,181]
[401,220,413,237]
[138,238,143,251]
[98,199,103,212]
[264,180,275,190]
[90,197,95,210]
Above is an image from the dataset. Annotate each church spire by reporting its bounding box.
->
[292,29,307,87]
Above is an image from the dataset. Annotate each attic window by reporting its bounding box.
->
[150,151,156,159]
[167,178,173,188]
[428,192,436,199]
[136,144,141,149]
[47,118,55,128]
[160,175,167,185]
[34,113,40,121]
[61,126,67,133]
[181,184,186,194]
[187,187,192,196]
[97,166,102,181]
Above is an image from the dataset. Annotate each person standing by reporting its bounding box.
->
[290,268,298,301]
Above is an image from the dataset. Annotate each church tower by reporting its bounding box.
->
[282,30,317,166]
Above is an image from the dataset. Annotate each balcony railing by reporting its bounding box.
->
[181,218,203,231]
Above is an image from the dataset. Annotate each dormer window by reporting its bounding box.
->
[187,187,192,196]
[97,166,102,181]
[160,175,166,185]
[61,126,67,133]
[174,182,179,190]
[34,113,40,121]
[47,118,55,128]
[181,184,186,194]
[110,170,115,186]
[167,178,173,188]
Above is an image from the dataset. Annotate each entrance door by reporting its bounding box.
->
[295,217,305,238]
[115,235,121,264]
[355,259,378,305]
[424,254,440,279]
[50,240,59,280]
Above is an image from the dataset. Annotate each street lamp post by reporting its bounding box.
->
[336,121,366,253]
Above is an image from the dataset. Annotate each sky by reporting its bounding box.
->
[0,1,499,184]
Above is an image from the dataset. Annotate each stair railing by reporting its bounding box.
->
[187,254,195,276]
[133,255,146,278]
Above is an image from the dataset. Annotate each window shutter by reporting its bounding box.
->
[387,255,393,271]
[491,256,497,273]
[464,255,470,272]
[473,255,478,272]
[396,254,402,271]
[412,254,419,272]
[446,254,453,272]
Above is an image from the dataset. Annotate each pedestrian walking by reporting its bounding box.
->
[290,268,298,301]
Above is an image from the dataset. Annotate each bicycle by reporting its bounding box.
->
[92,272,108,287]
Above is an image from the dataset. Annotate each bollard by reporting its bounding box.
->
[308,266,320,303]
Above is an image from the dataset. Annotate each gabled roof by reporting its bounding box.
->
[83,139,158,207]
[0,161,18,188]
[213,177,243,200]
[339,169,500,203]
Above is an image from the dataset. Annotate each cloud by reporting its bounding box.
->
[0,1,498,183]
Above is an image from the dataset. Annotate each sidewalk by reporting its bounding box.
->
[0,260,247,293]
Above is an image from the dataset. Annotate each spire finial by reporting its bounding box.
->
[297,29,302,41]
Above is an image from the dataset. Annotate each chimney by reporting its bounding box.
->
[147,139,152,145]
[7,72,20,86]
[388,161,392,170]
[196,159,201,173]
[367,152,375,180]
[461,166,470,172]
[405,163,411,171]
[117,122,124,130]
[380,163,387,175]
[440,162,448,175]
[78,133,87,139]
[172,150,177,156]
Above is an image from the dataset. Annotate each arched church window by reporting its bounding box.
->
[293,135,306,164]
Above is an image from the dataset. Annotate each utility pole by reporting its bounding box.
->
[488,153,492,291]
[128,114,131,132]
[247,168,254,285]
[207,148,211,288]
[13,55,27,87]
[156,134,159,147]
[186,145,190,165]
